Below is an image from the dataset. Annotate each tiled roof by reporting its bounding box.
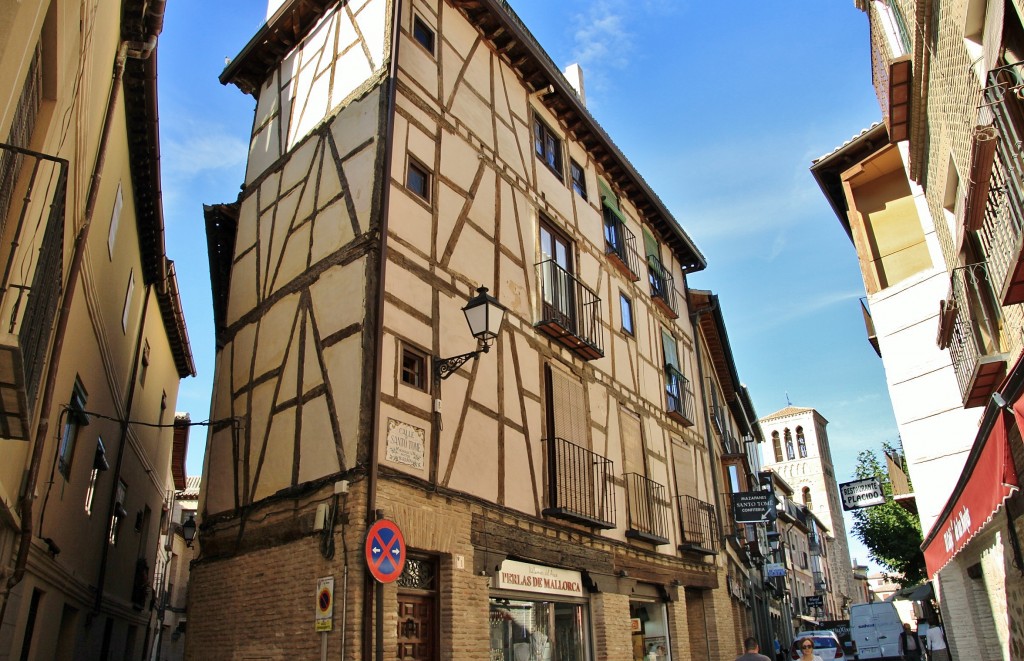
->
[760,405,815,421]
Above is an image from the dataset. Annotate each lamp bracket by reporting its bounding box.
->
[435,349,483,381]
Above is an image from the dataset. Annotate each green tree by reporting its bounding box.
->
[849,443,926,587]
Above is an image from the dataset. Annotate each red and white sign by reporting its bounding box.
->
[923,411,1019,577]
[493,560,584,597]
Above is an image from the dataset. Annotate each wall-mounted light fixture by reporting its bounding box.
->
[182,514,197,548]
[434,286,507,381]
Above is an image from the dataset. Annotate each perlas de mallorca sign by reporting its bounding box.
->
[493,560,584,597]
[839,477,885,511]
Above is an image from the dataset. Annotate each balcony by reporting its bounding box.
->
[939,263,1008,408]
[0,144,68,440]
[809,533,822,556]
[665,367,696,426]
[813,571,828,593]
[542,437,616,529]
[536,259,604,360]
[677,495,719,555]
[646,254,677,319]
[624,472,670,545]
[603,207,641,282]
[978,63,1024,305]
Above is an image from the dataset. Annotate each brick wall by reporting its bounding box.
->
[591,592,632,660]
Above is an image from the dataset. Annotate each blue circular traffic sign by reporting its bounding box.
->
[365,519,406,583]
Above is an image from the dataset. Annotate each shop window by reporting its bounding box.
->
[630,600,671,661]
[533,116,563,180]
[413,15,435,55]
[490,598,588,660]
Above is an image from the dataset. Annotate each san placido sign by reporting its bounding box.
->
[839,477,885,511]
[493,559,584,597]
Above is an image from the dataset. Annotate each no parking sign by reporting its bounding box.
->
[365,519,406,583]
[315,576,333,632]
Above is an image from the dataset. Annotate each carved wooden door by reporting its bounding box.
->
[397,594,435,661]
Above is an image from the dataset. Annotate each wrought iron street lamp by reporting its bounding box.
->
[434,286,506,381]
[182,514,197,548]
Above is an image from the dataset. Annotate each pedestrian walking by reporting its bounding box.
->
[899,623,924,661]
[925,621,950,661]
[773,637,783,661]
[735,636,772,661]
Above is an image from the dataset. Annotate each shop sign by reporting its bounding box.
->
[732,491,776,523]
[839,478,885,510]
[765,562,786,578]
[805,595,823,609]
[494,559,584,597]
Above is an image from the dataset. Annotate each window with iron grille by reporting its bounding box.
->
[0,43,42,236]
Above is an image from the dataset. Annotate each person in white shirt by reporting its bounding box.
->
[926,622,949,661]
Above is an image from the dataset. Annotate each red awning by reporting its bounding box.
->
[923,408,1019,577]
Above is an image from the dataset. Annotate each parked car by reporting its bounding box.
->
[791,630,845,659]
[849,602,904,660]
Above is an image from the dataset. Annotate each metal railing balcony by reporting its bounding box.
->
[536,259,604,360]
[808,533,822,556]
[943,262,1008,408]
[542,436,616,529]
[647,254,677,318]
[602,207,641,282]
[0,143,68,440]
[677,495,719,555]
[624,472,670,545]
[665,367,696,427]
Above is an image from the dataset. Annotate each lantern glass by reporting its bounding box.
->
[182,514,197,546]
[462,286,506,343]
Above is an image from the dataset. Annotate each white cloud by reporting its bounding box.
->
[163,131,249,179]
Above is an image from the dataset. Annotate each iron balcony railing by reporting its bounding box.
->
[808,533,822,556]
[536,258,604,360]
[0,144,68,439]
[624,472,670,545]
[945,262,1007,406]
[677,495,719,555]
[602,207,641,281]
[665,367,696,426]
[542,436,616,529]
[813,571,827,593]
[647,254,677,317]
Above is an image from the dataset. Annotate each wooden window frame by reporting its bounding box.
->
[533,115,563,180]
[406,157,431,202]
[412,15,435,55]
[570,159,587,199]
[401,343,429,392]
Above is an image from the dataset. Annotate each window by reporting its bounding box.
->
[122,269,135,333]
[539,219,575,325]
[570,159,586,199]
[139,340,150,387]
[406,158,430,202]
[619,293,633,335]
[58,380,88,478]
[412,15,435,54]
[797,426,807,458]
[107,183,123,258]
[401,344,428,391]
[84,437,107,515]
[110,480,127,545]
[533,116,563,179]
[772,431,783,462]
[802,486,813,510]
[662,330,691,423]
[784,428,795,460]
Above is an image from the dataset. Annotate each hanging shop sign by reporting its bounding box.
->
[493,559,584,597]
[732,491,776,523]
[765,563,786,578]
[839,478,885,510]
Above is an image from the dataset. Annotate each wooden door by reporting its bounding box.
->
[397,594,435,661]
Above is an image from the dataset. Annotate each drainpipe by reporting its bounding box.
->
[363,0,402,659]
[1,0,164,617]
[94,281,152,612]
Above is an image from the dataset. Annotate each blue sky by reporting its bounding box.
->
[157,1,897,570]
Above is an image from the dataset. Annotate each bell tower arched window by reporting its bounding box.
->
[802,486,813,509]
[784,428,795,460]
[772,431,783,462]
[797,426,807,458]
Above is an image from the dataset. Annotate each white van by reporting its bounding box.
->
[849,602,904,660]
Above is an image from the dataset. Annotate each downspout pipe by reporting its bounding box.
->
[363,0,402,659]
[689,301,725,544]
[94,282,153,612]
